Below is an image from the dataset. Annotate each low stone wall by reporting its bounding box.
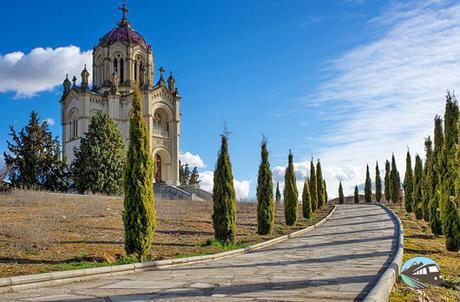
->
[179,185,213,201]
[363,204,404,302]
[154,184,192,200]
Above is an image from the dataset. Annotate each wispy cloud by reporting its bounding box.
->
[0,46,91,98]
[298,15,330,28]
[303,0,460,197]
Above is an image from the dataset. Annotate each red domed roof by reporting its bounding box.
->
[98,25,148,48]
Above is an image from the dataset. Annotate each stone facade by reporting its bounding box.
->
[60,4,180,185]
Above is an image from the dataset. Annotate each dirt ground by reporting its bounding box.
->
[0,190,331,277]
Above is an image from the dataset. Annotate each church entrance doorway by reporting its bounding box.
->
[155,154,162,183]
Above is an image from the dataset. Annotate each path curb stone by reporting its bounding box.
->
[0,206,336,294]
[363,204,404,302]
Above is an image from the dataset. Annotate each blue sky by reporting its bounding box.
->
[1,0,460,198]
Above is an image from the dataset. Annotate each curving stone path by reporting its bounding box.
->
[2,204,398,302]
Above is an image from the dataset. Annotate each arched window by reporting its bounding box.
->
[120,58,125,83]
[69,110,79,139]
[134,61,138,81]
[113,58,118,74]
[139,61,144,84]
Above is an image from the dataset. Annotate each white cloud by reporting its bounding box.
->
[44,118,55,126]
[0,46,92,98]
[305,0,460,197]
[198,170,251,200]
[180,152,206,168]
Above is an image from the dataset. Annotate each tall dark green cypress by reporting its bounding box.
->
[275,181,281,204]
[323,179,328,204]
[309,160,318,212]
[440,93,459,250]
[256,139,275,235]
[430,116,444,235]
[284,151,298,226]
[212,133,237,244]
[302,178,312,219]
[403,151,414,213]
[390,154,402,205]
[384,160,391,202]
[354,186,359,203]
[338,181,344,204]
[422,137,434,221]
[364,164,372,203]
[413,155,423,219]
[375,162,382,202]
[123,87,155,260]
[316,160,325,209]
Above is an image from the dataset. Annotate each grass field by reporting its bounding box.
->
[0,190,331,277]
[389,206,460,302]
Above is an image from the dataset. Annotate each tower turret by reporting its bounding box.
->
[81,65,90,92]
[63,74,71,95]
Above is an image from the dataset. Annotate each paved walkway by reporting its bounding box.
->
[2,204,398,302]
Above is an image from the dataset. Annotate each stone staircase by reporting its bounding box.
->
[154,184,212,201]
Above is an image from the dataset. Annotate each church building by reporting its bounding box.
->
[60,3,180,186]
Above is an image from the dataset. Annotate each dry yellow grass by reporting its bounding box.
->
[389,206,460,302]
[0,189,331,277]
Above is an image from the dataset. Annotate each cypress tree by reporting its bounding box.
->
[302,178,312,219]
[384,160,391,201]
[316,160,325,209]
[338,181,344,204]
[354,186,359,203]
[413,155,423,219]
[403,151,414,213]
[256,139,275,235]
[275,181,281,204]
[72,112,125,195]
[284,151,298,226]
[364,164,372,203]
[440,93,459,236]
[443,196,459,251]
[323,179,328,204]
[390,154,402,205]
[123,87,155,260]
[422,137,434,221]
[309,160,318,212]
[375,161,382,202]
[212,133,237,243]
[430,116,444,235]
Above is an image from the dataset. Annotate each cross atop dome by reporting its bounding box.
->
[118,1,129,27]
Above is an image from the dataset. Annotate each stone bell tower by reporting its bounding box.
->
[60,3,181,185]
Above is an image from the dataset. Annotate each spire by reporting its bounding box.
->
[157,66,166,87]
[118,1,130,27]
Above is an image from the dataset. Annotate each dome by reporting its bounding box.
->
[98,25,148,49]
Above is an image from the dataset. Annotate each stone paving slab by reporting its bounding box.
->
[0,204,397,302]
